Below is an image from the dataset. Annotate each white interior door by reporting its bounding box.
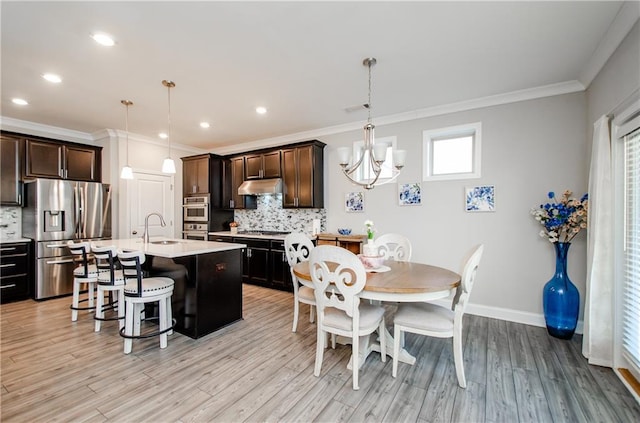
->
[127,171,174,239]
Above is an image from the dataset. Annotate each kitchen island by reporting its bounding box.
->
[93,238,246,339]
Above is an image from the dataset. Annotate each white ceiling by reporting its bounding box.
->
[0,1,634,152]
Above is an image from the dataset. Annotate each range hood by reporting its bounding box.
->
[238,178,282,195]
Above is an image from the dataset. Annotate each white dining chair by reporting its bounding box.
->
[392,244,484,387]
[309,245,386,390]
[284,233,316,332]
[375,233,412,262]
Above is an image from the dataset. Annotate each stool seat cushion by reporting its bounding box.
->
[124,277,174,297]
[97,270,127,285]
[73,264,99,278]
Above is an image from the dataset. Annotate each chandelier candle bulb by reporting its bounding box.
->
[337,147,351,166]
[393,150,407,169]
[373,142,388,163]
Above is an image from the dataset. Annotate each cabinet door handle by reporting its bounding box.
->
[0,263,16,268]
[46,259,74,265]
[0,247,16,252]
[0,284,17,289]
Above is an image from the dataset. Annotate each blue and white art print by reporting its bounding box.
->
[465,185,495,212]
[398,183,422,206]
[345,192,364,213]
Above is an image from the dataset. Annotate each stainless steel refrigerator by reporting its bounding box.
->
[22,179,112,299]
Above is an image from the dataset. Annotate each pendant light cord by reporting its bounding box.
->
[167,84,172,156]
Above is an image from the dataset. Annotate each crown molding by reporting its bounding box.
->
[579,2,640,88]
[0,116,94,144]
[92,128,206,155]
[3,79,586,156]
[214,79,586,155]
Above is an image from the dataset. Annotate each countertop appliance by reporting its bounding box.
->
[22,179,111,299]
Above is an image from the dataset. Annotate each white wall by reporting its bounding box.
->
[317,92,588,325]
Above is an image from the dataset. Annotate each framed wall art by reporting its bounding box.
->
[465,185,495,212]
[398,183,422,206]
[345,192,364,213]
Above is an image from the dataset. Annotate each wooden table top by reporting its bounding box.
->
[293,260,461,294]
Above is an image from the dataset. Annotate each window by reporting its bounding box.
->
[423,122,481,181]
[352,135,397,184]
[617,114,640,380]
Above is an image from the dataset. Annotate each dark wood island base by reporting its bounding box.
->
[149,248,243,339]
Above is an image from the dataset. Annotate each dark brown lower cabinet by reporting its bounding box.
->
[0,241,32,303]
[209,235,292,292]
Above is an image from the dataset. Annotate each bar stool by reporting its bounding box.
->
[91,244,126,332]
[67,241,97,322]
[117,250,175,354]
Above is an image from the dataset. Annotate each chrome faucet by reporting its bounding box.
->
[142,212,166,243]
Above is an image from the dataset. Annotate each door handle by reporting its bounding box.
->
[132,231,138,235]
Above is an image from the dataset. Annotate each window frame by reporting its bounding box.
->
[422,122,482,181]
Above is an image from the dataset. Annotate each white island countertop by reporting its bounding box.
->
[92,237,246,259]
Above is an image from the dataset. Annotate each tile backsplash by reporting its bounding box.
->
[234,194,326,235]
[0,206,22,241]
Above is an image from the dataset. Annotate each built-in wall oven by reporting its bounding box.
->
[182,195,209,223]
[183,223,208,240]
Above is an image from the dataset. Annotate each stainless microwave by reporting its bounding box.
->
[183,196,209,222]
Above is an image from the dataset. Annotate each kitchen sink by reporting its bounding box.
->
[150,240,181,245]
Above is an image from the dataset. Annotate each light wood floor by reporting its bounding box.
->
[2,284,639,422]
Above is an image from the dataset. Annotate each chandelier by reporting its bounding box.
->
[337,58,406,190]
[161,79,177,174]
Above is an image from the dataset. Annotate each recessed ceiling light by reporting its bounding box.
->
[159,133,168,139]
[200,122,210,128]
[256,106,267,115]
[42,73,62,83]
[12,98,28,106]
[91,33,115,47]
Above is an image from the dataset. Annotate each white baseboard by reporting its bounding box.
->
[431,299,584,335]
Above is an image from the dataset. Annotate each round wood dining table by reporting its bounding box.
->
[293,260,461,366]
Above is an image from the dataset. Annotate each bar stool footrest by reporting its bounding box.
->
[118,317,177,340]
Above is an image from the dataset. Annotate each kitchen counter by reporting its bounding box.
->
[0,238,32,243]
[92,237,246,258]
[209,231,291,240]
[94,237,244,339]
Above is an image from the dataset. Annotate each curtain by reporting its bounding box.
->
[582,115,614,366]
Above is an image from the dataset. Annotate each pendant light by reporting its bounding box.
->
[161,79,177,174]
[337,58,406,189]
[120,100,134,180]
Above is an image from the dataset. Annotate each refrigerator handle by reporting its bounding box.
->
[79,185,86,239]
[73,184,81,238]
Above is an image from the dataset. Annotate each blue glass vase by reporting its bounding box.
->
[543,242,579,339]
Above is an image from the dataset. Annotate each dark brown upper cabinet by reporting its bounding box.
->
[223,157,256,210]
[24,138,101,182]
[182,155,210,195]
[244,151,281,179]
[281,141,325,208]
[1,135,22,205]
